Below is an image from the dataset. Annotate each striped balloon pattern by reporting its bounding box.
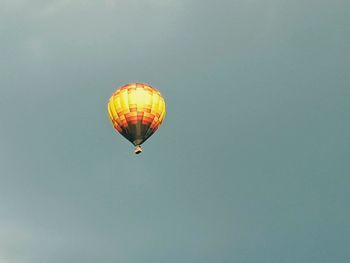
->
[108,83,166,153]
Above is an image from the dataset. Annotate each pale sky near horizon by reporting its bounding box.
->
[0,0,349,262]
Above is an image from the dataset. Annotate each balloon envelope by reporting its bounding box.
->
[108,83,166,154]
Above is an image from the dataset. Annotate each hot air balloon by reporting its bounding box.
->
[107,83,166,154]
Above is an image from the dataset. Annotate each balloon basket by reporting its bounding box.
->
[134,145,142,154]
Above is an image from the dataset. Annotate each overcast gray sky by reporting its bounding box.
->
[1,0,349,262]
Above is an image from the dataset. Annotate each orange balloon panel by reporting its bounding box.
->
[108,83,166,153]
